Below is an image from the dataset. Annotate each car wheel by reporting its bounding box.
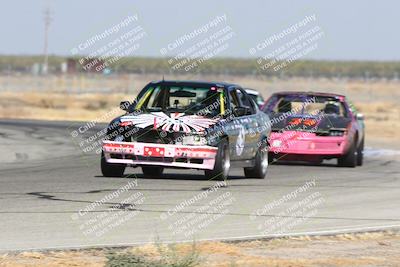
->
[338,139,357,167]
[244,142,268,179]
[357,138,364,166]
[142,166,164,178]
[101,152,125,177]
[268,153,274,164]
[205,138,230,181]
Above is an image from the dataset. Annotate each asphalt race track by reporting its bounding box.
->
[0,119,399,251]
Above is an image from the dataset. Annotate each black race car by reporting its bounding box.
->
[101,80,271,180]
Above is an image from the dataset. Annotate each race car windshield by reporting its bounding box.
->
[265,95,347,116]
[134,85,224,116]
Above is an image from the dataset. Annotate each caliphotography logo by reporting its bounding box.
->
[0,1,399,267]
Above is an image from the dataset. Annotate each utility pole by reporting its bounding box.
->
[43,7,52,75]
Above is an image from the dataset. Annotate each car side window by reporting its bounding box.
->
[339,102,348,117]
[248,97,259,113]
[346,100,357,118]
[237,88,255,114]
[229,89,240,109]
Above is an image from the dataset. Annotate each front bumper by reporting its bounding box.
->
[269,131,349,156]
[102,141,218,170]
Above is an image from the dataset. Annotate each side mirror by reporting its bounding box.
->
[120,101,131,111]
[356,113,364,121]
[233,106,247,117]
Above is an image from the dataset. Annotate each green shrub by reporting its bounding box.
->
[105,243,200,267]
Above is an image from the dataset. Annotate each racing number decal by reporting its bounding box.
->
[236,125,246,156]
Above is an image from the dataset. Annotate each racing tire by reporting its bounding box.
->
[268,153,274,164]
[101,152,126,177]
[204,139,230,181]
[142,166,164,178]
[338,139,357,168]
[357,138,364,166]
[244,143,268,179]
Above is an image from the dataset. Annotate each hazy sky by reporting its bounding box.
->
[1,0,398,60]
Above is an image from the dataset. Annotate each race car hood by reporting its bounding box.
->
[119,111,220,134]
[270,113,351,132]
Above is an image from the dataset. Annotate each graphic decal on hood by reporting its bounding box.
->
[120,112,219,133]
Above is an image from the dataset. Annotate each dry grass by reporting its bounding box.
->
[1,231,399,267]
[0,91,130,122]
[356,102,400,143]
[0,251,106,267]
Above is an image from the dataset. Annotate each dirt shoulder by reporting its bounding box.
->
[1,231,399,267]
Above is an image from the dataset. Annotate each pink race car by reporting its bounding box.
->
[261,92,365,167]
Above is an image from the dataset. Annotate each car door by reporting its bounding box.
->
[224,87,245,161]
[225,87,255,161]
[236,88,260,160]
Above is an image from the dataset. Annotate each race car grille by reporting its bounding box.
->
[136,156,174,163]
[190,158,204,164]
[134,130,163,143]
[133,129,181,144]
